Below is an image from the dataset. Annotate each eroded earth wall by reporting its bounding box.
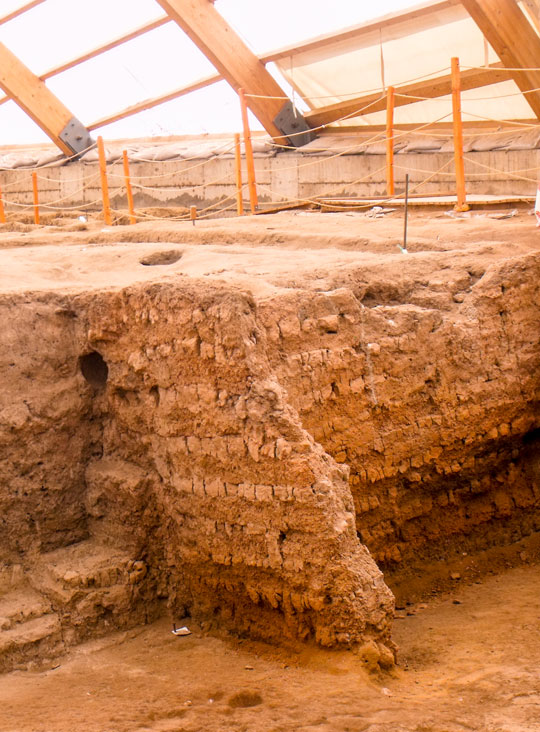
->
[1,246,539,671]
[260,254,540,572]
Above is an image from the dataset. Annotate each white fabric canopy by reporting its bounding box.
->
[276,2,534,125]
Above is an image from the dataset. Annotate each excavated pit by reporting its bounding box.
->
[1,211,539,674]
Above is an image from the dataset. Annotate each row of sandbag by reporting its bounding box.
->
[296,127,540,155]
[0,136,277,170]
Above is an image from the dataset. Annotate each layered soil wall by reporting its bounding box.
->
[261,256,540,572]
[1,226,539,672]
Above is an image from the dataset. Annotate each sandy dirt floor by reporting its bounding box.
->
[0,207,539,295]
[1,207,540,732]
[1,562,539,732]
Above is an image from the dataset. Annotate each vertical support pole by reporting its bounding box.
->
[238,88,258,214]
[403,173,409,253]
[451,57,468,212]
[386,85,395,197]
[234,132,244,216]
[0,185,6,224]
[31,171,39,225]
[97,135,112,225]
[190,205,197,226]
[122,150,136,225]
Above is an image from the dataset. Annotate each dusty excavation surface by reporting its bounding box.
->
[1,209,540,731]
[2,562,540,732]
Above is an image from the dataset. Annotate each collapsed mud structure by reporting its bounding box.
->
[1,214,539,674]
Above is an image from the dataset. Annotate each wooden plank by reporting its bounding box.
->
[0,0,46,26]
[0,42,89,155]
[87,72,221,131]
[154,0,294,142]
[305,64,510,127]
[461,0,540,118]
[0,16,172,109]
[318,119,538,132]
[316,194,533,207]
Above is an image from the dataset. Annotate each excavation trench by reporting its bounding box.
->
[1,229,539,675]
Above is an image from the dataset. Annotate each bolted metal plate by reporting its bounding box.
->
[59,117,94,156]
[273,101,314,148]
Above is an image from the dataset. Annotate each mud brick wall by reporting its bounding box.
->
[1,247,539,665]
[80,283,394,656]
[260,254,540,571]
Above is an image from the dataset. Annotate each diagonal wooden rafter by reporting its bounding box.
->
[153,0,311,145]
[521,0,540,34]
[0,0,46,26]
[305,63,511,127]
[0,42,93,155]
[461,0,540,118]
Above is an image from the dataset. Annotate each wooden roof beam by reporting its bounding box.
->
[305,63,510,127]
[318,119,537,133]
[461,0,540,118]
[0,42,93,155]
[521,0,540,34]
[154,0,312,146]
[0,0,46,26]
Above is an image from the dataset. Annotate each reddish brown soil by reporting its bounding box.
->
[1,208,540,730]
[1,558,539,732]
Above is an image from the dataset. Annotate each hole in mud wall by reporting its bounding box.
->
[79,351,109,389]
[523,427,540,445]
[149,385,160,406]
[140,250,183,266]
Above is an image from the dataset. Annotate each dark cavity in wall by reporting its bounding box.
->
[80,351,109,389]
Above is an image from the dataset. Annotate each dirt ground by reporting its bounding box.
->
[0,206,539,296]
[0,561,538,732]
[1,207,540,731]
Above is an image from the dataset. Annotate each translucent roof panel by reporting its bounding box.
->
[275,3,536,125]
[46,24,217,127]
[215,0,410,54]
[0,0,537,145]
[0,0,161,72]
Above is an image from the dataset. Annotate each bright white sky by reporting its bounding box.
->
[0,0,415,144]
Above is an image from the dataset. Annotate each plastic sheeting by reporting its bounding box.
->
[275,2,535,126]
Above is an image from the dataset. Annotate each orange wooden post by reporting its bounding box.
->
[238,87,258,214]
[386,85,395,197]
[31,171,39,225]
[97,135,112,225]
[234,132,244,216]
[190,205,197,226]
[122,149,136,225]
[0,185,6,224]
[451,57,469,212]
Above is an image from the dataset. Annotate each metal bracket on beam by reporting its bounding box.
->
[273,101,314,148]
[59,117,94,156]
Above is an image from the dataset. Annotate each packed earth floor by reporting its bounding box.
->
[1,208,539,732]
